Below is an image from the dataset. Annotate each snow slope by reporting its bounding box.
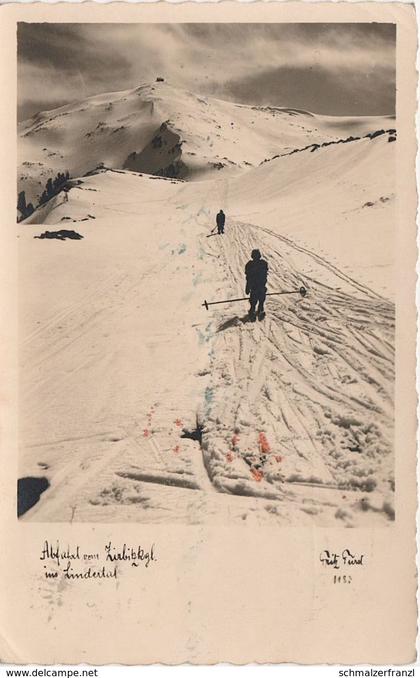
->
[226,131,396,299]
[19,129,395,525]
[18,81,394,205]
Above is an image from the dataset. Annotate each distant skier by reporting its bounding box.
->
[216,209,225,234]
[245,249,268,320]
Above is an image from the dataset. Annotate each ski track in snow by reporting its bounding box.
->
[198,220,394,523]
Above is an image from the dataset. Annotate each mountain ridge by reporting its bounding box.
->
[18,80,395,206]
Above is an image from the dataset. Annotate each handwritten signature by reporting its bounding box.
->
[319,549,365,570]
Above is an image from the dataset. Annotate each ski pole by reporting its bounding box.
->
[202,286,307,310]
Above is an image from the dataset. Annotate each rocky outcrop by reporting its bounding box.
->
[260,129,397,166]
[123,122,187,179]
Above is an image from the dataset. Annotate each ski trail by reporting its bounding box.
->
[19,167,395,525]
[200,220,394,520]
[250,223,387,301]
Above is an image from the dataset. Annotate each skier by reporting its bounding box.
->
[245,249,268,320]
[216,209,225,234]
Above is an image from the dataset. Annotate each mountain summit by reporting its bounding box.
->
[18,80,394,205]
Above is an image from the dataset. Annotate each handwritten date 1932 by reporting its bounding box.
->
[333,574,352,584]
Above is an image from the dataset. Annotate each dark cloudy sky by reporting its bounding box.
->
[17,23,396,121]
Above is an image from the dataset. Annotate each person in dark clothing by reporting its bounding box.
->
[216,209,225,234]
[245,249,268,319]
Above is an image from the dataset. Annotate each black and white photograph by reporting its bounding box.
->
[17,22,397,525]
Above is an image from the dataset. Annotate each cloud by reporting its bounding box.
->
[17,23,395,119]
[214,62,395,116]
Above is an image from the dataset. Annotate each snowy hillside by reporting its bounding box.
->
[18,81,395,206]
[226,130,396,299]
[18,125,395,525]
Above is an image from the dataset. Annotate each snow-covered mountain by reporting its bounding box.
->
[18,80,395,205]
[17,81,396,525]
